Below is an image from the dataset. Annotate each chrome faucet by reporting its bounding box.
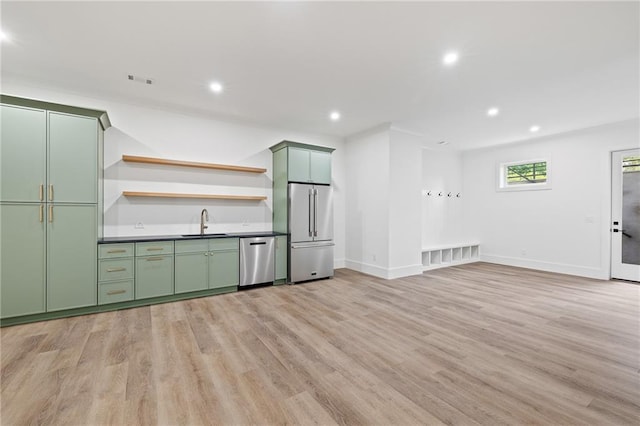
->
[200,209,209,235]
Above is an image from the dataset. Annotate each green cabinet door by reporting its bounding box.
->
[0,105,46,202]
[175,252,209,294]
[275,235,287,280]
[48,112,98,203]
[310,151,332,184]
[288,147,311,183]
[136,255,174,299]
[209,250,239,289]
[47,204,97,311]
[0,204,46,318]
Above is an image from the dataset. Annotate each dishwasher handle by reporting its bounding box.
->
[250,242,267,246]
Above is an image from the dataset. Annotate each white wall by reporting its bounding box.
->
[345,125,423,279]
[462,118,640,279]
[2,80,346,266]
[388,128,422,278]
[421,149,465,248]
[345,126,390,276]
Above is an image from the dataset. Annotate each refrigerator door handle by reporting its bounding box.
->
[308,188,313,237]
[314,188,318,237]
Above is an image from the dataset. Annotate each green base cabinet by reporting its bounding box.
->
[0,203,46,318]
[175,240,209,294]
[98,243,134,305]
[175,238,239,293]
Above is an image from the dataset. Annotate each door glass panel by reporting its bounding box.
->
[622,155,640,265]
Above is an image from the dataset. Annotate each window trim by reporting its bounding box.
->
[496,158,552,192]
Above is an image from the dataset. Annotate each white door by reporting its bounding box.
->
[611,149,640,281]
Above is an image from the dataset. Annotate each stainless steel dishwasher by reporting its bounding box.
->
[239,236,275,287]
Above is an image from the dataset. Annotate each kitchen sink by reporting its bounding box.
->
[181,233,227,237]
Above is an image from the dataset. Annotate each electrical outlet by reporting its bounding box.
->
[135,222,144,229]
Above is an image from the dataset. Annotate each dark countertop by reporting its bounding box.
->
[98,231,287,244]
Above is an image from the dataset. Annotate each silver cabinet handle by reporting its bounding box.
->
[39,184,44,201]
[48,205,53,223]
[106,267,126,272]
[146,247,164,251]
[49,184,53,201]
[107,289,127,296]
[39,204,44,223]
[107,249,127,254]
[146,256,164,261]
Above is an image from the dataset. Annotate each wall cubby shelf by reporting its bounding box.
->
[122,155,267,174]
[422,243,480,271]
[122,191,267,201]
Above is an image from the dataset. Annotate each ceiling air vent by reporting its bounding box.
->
[127,74,153,85]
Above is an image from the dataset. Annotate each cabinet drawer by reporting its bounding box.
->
[98,280,134,305]
[175,239,209,254]
[99,243,134,259]
[136,241,174,256]
[209,238,239,251]
[99,258,134,281]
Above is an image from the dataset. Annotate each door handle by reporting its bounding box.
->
[314,188,318,237]
[48,205,53,223]
[49,184,53,201]
[308,189,313,237]
[39,184,44,201]
[39,204,44,223]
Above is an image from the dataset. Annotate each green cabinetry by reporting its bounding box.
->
[0,95,110,319]
[98,243,134,305]
[175,238,239,293]
[288,147,332,185]
[47,204,97,311]
[135,241,174,299]
[275,235,287,281]
[0,204,46,318]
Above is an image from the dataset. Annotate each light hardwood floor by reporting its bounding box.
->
[1,263,639,425]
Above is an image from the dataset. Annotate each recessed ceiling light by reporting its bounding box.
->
[487,107,499,117]
[329,111,341,121]
[209,81,223,94]
[529,125,540,133]
[443,51,459,66]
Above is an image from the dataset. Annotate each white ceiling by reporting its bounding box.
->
[1,1,638,150]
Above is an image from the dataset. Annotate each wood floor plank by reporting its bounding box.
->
[2,262,639,425]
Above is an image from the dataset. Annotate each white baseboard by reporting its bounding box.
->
[334,258,346,269]
[344,260,422,280]
[422,258,479,272]
[480,254,609,280]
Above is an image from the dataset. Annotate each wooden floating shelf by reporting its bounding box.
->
[122,191,267,201]
[122,155,267,174]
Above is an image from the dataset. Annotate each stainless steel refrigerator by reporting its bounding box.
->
[288,183,334,283]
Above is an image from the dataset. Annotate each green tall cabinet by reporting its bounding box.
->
[0,95,110,319]
[269,141,334,284]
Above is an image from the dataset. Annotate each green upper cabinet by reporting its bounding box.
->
[0,105,46,202]
[0,204,46,318]
[47,204,97,311]
[270,141,334,235]
[310,151,332,184]
[48,112,98,203]
[287,147,332,185]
